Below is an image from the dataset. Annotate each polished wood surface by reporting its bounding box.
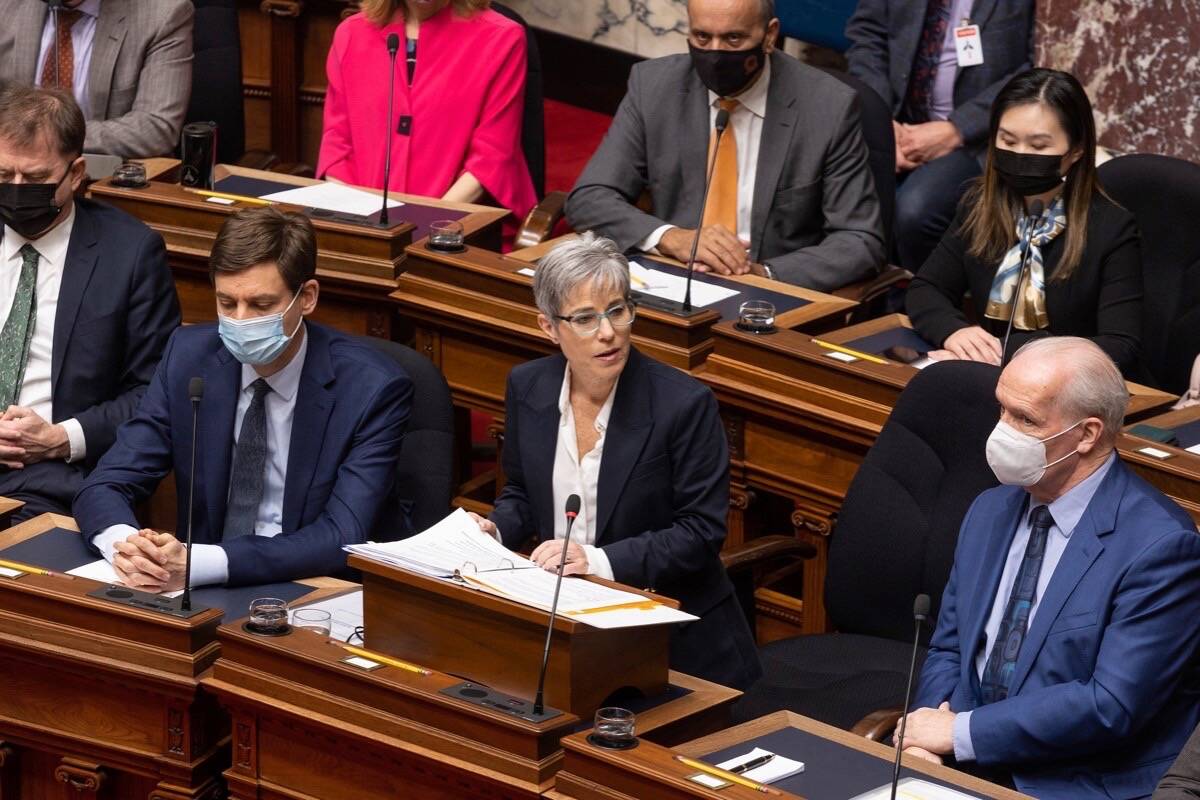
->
[548,711,1031,800]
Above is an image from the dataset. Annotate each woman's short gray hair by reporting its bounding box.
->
[1013,337,1129,442]
[533,232,631,319]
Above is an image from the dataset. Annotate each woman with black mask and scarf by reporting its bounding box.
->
[905,69,1144,378]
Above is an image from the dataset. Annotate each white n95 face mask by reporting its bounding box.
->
[985,419,1083,487]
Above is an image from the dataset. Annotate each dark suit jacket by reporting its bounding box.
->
[565,51,885,292]
[489,348,761,690]
[906,194,1144,375]
[0,198,180,508]
[915,460,1200,799]
[845,0,1035,149]
[74,322,413,586]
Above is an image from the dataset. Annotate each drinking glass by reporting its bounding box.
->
[427,220,466,252]
[293,608,332,636]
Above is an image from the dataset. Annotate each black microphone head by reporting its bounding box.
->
[914,593,931,621]
[188,377,204,402]
[1028,199,1045,219]
[565,494,581,517]
[715,108,731,133]
[386,32,400,55]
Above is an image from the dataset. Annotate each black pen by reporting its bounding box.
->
[730,753,775,774]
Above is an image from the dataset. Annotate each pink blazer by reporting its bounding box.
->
[318,7,537,222]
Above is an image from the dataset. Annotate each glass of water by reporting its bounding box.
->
[589,707,637,749]
[427,219,466,252]
[247,597,289,634]
[738,300,777,333]
[293,608,332,636]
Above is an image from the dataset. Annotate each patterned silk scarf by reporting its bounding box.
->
[984,197,1067,331]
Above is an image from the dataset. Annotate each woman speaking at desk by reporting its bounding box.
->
[317,0,536,220]
[473,234,761,691]
[905,69,1143,376]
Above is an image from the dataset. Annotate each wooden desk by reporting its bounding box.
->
[88,162,507,340]
[204,622,738,800]
[549,711,1030,800]
[1122,405,1200,520]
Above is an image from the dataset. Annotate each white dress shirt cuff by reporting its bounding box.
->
[952,710,976,762]
[636,225,674,255]
[61,418,86,463]
[93,524,139,561]
[583,544,614,581]
[188,544,231,587]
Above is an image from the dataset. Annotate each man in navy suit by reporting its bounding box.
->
[0,84,179,521]
[899,337,1200,798]
[73,207,412,588]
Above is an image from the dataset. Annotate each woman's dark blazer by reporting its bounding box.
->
[489,347,762,691]
[905,193,1144,376]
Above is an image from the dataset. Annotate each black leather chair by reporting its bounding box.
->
[1098,154,1200,393]
[187,0,245,164]
[359,338,455,535]
[734,361,1001,733]
[491,3,546,199]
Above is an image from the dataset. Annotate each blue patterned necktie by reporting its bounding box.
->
[0,244,40,409]
[222,378,272,540]
[900,0,952,124]
[980,505,1055,704]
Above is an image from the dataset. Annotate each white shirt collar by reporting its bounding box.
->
[1037,451,1118,539]
[240,321,308,403]
[2,204,76,272]
[557,364,619,434]
[708,56,771,120]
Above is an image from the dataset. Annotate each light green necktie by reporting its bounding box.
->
[0,244,40,408]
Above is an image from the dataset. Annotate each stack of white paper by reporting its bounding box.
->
[630,261,741,308]
[715,747,805,784]
[260,182,403,216]
[345,508,534,578]
[850,778,982,800]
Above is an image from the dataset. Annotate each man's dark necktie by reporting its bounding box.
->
[222,378,272,540]
[900,0,952,124]
[980,505,1055,704]
[0,244,40,409]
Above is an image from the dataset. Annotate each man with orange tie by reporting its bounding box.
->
[0,0,193,159]
[566,0,885,292]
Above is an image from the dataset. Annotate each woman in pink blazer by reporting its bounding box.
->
[318,0,536,223]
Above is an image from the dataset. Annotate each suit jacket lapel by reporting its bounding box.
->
[595,350,653,544]
[520,356,564,542]
[970,0,1001,27]
[51,205,98,399]
[282,326,334,532]
[749,54,799,260]
[88,0,128,119]
[961,488,1026,694]
[1008,465,1123,694]
[201,345,239,539]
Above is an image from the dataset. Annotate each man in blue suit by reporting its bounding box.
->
[0,84,180,521]
[73,207,412,588]
[899,337,1200,798]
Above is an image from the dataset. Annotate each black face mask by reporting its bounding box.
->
[993,148,1066,196]
[688,40,767,98]
[0,169,68,239]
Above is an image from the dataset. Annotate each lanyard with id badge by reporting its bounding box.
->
[954,19,984,67]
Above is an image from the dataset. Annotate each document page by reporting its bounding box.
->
[630,261,740,308]
[850,778,982,800]
[260,182,403,216]
[68,559,184,598]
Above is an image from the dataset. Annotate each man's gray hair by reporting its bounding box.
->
[533,232,631,320]
[1013,337,1128,442]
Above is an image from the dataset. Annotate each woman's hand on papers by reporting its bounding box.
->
[465,512,499,539]
[530,539,589,577]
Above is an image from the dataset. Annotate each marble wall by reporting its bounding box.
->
[1036,0,1200,163]
[504,0,689,59]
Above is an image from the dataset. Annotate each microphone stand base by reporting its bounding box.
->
[88,585,209,618]
[440,681,564,723]
[631,291,711,319]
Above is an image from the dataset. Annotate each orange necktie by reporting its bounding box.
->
[39,9,83,91]
[701,99,739,233]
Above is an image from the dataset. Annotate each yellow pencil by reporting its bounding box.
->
[0,558,52,576]
[186,188,272,206]
[810,338,890,365]
[342,644,431,676]
[565,599,660,615]
[674,755,778,794]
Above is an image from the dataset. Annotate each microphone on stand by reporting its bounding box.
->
[378,33,401,226]
[890,593,931,800]
[533,494,582,716]
[1001,199,1046,363]
[682,107,731,312]
[180,377,203,611]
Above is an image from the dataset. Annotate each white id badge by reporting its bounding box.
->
[954,24,984,66]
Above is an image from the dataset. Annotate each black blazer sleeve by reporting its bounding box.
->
[905,206,974,347]
[490,371,536,550]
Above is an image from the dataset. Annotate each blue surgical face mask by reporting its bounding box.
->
[218,291,303,365]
